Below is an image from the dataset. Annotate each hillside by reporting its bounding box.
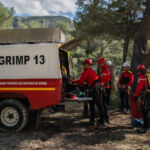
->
[13,16,73,29]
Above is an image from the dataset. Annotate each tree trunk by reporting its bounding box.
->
[142,51,150,67]
[122,37,130,63]
[131,33,144,91]
[131,0,150,91]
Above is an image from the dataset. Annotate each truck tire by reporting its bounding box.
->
[0,99,28,132]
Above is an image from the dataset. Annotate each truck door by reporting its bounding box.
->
[59,49,70,90]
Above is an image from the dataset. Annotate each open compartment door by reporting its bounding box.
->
[59,34,94,102]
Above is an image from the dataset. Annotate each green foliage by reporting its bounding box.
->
[75,0,144,39]
[56,21,71,33]
[15,18,48,29]
[108,0,144,39]
[28,20,45,28]
[0,2,14,29]
[71,0,146,78]
[16,17,28,29]
[71,35,125,78]
[0,17,14,29]
[0,3,14,23]
[12,16,73,41]
[56,21,73,41]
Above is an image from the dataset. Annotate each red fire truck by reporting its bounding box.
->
[0,28,70,132]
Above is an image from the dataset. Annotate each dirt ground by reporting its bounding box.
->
[0,102,150,150]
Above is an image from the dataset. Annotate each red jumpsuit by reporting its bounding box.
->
[72,67,99,87]
[134,74,148,97]
[73,67,101,124]
[99,64,111,122]
[118,70,134,88]
[99,65,111,88]
[131,74,148,120]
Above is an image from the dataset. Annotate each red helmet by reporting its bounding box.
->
[137,64,146,71]
[98,57,106,64]
[83,59,93,65]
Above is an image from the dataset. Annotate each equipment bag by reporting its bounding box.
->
[132,119,144,127]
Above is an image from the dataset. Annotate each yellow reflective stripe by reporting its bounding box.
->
[0,88,55,91]
[68,52,70,70]
[128,71,132,73]
[58,43,62,48]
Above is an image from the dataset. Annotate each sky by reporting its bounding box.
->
[0,0,77,19]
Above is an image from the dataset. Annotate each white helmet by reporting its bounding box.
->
[123,62,130,67]
[107,61,112,66]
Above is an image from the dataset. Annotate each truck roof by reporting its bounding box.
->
[0,27,65,44]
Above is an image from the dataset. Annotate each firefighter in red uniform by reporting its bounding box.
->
[134,65,148,98]
[71,59,99,87]
[69,59,103,125]
[118,62,134,113]
[133,65,149,131]
[97,57,111,124]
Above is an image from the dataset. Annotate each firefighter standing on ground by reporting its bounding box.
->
[97,57,111,124]
[133,65,149,131]
[118,62,134,113]
[106,61,112,106]
[69,59,103,125]
[106,60,117,105]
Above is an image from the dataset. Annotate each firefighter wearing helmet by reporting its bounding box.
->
[70,59,98,87]
[69,58,101,125]
[133,64,149,132]
[106,60,116,105]
[97,57,111,126]
[134,64,147,100]
[118,62,134,113]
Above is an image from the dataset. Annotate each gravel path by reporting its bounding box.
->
[0,103,150,150]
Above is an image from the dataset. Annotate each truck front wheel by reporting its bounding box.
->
[0,99,28,132]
